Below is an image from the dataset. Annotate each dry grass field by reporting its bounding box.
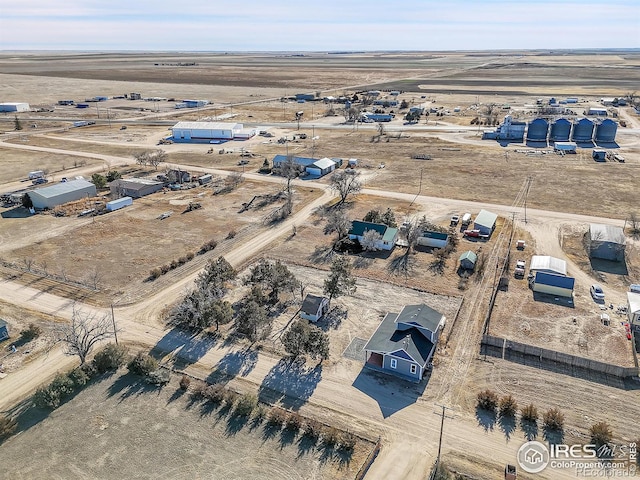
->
[5,180,323,305]
[0,372,374,480]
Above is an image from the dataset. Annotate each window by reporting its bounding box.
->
[410,364,417,375]
[390,358,397,369]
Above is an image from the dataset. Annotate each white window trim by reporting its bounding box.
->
[390,358,397,369]
[410,364,417,375]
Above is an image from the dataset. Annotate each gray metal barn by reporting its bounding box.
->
[473,209,498,236]
[549,118,572,142]
[109,178,164,198]
[589,224,626,262]
[28,179,97,210]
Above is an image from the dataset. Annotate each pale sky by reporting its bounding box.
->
[0,0,638,51]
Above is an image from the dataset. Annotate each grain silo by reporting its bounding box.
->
[526,118,549,142]
[594,118,617,144]
[572,118,595,142]
[549,118,572,142]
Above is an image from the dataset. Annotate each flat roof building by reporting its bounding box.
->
[0,102,30,112]
[171,121,243,142]
[109,178,164,198]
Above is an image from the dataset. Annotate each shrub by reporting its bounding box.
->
[589,421,613,449]
[186,252,195,261]
[0,415,18,442]
[50,373,75,397]
[93,344,128,373]
[127,352,159,376]
[170,259,179,269]
[252,404,268,423]
[234,394,258,417]
[224,390,239,407]
[160,264,171,274]
[339,431,357,452]
[226,230,237,239]
[20,323,42,342]
[190,380,207,399]
[68,367,90,387]
[521,404,539,423]
[267,408,287,428]
[477,390,499,412]
[204,384,226,404]
[302,419,321,441]
[179,375,191,391]
[33,385,61,409]
[149,268,161,280]
[543,408,565,431]
[285,412,303,432]
[80,361,98,378]
[499,395,518,417]
[322,426,341,448]
[178,256,188,265]
[199,239,218,254]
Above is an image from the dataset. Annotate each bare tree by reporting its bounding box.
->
[148,149,167,171]
[56,306,115,364]
[330,170,362,206]
[628,212,640,238]
[134,151,150,166]
[227,172,244,188]
[360,229,382,251]
[23,257,34,272]
[323,209,352,243]
[279,155,300,197]
[87,268,102,290]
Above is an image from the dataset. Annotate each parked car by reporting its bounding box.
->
[32,178,48,185]
[590,284,605,301]
[450,215,460,226]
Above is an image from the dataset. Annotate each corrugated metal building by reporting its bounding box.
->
[533,272,575,297]
[530,255,567,276]
[474,209,498,236]
[417,231,450,249]
[109,178,164,198]
[0,102,30,112]
[627,292,640,330]
[306,158,336,177]
[171,121,242,141]
[459,251,477,270]
[589,224,626,262]
[28,179,97,210]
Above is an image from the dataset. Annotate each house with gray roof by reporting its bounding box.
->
[363,304,445,382]
[348,220,398,251]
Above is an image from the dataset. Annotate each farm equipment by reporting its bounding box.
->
[183,202,202,213]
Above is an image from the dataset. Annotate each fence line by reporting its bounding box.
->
[354,437,382,480]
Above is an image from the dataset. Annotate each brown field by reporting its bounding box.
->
[0,372,373,480]
[0,146,102,183]
[5,180,323,305]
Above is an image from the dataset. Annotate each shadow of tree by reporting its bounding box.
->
[258,358,322,411]
[279,428,297,449]
[296,435,318,459]
[212,349,258,379]
[475,406,497,432]
[308,246,334,264]
[225,413,248,437]
[352,257,373,269]
[261,423,281,443]
[543,427,564,445]
[387,252,415,277]
[317,306,347,331]
[166,387,186,404]
[521,419,539,441]
[498,414,517,441]
[106,373,162,402]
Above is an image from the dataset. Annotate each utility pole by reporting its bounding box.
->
[524,176,532,223]
[434,404,454,466]
[111,303,118,344]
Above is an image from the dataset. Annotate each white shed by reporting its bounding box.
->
[171,121,242,141]
[529,255,567,276]
[628,292,640,330]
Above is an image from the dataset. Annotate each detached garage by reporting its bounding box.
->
[589,224,626,262]
[306,158,336,177]
[417,231,450,249]
[29,179,97,210]
[109,178,164,198]
[474,209,498,236]
[532,272,574,298]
